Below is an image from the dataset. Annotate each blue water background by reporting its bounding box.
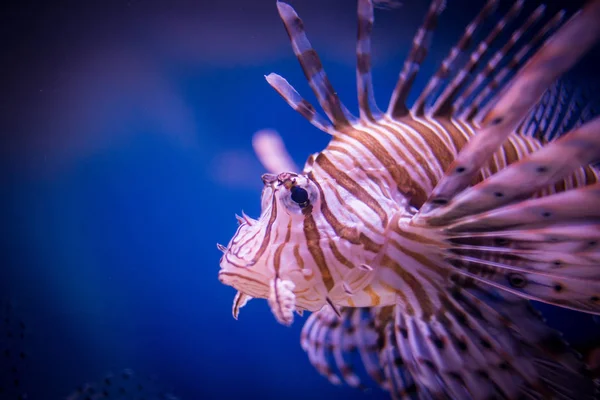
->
[1,0,599,398]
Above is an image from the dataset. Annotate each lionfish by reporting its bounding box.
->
[218,0,600,398]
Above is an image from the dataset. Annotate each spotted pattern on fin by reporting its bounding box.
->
[419,0,600,215]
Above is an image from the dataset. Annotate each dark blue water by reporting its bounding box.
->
[1,0,599,398]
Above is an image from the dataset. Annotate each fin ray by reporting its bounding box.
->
[410,0,499,117]
[391,286,597,399]
[387,0,447,118]
[265,73,334,134]
[356,0,382,121]
[454,5,547,120]
[463,10,566,123]
[276,2,356,130]
[437,183,600,315]
[430,0,527,118]
[300,307,388,389]
[417,0,600,217]
[421,116,600,225]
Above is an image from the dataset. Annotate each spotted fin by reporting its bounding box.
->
[409,109,600,315]
[441,183,600,315]
[420,116,600,226]
[300,306,389,391]
[390,285,597,399]
[300,287,597,399]
[379,319,420,399]
[518,79,600,142]
[418,0,600,216]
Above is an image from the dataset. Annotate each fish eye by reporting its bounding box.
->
[276,174,317,214]
[290,186,309,207]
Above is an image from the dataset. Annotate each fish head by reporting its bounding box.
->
[218,171,328,325]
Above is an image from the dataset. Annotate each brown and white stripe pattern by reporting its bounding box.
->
[453,4,547,117]
[276,2,357,131]
[387,0,446,118]
[429,0,526,117]
[410,0,499,117]
[220,0,600,327]
[219,0,600,398]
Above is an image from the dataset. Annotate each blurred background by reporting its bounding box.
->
[1,0,599,398]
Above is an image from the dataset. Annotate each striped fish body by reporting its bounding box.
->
[301,115,599,313]
[218,0,600,398]
[221,117,598,317]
